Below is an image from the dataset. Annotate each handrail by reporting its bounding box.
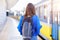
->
[38,33,49,40]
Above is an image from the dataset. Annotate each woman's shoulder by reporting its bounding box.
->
[32,15,38,18]
[21,16,24,18]
[19,16,24,20]
[32,15,40,21]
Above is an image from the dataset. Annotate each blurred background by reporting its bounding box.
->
[0,0,60,40]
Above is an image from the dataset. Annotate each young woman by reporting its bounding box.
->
[17,3,42,40]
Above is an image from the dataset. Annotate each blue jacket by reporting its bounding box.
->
[17,15,42,36]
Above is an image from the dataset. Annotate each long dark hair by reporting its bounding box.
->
[24,3,36,18]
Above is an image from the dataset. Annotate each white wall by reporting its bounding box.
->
[0,0,7,27]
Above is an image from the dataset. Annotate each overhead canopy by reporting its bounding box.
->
[10,0,42,11]
[5,0,18,9]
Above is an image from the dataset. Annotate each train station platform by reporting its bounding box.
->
[0,16,60,40]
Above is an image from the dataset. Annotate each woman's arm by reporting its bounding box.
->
[36,16,42,35]
[17,16,23,35]
[32,15,42,36]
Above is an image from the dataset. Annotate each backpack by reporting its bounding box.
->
[22,17,33,39]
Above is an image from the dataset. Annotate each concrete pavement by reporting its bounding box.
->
[0,17,23,40]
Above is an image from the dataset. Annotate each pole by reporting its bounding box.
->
[5,0,8,10]
[51,0,53,39]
